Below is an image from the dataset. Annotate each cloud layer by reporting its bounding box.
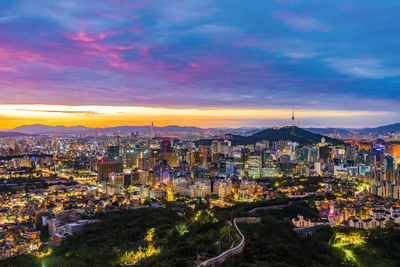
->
[0,0,399,127]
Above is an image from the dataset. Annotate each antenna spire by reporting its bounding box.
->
[291,108,295,134]
[292,109,295,126]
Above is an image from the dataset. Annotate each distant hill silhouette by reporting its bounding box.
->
[8,123,400,136]
[11,124,89,135]
[0,131,29,138]
[357,123,400,135]
[304,127,352,135]
[229,126,344,146]
[9,124,208,135]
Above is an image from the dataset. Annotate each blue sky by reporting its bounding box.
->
[0,0,399,128]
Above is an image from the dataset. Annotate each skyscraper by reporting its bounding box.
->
[97,160,123,182]
[107,145,120,160]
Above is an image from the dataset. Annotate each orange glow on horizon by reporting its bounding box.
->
[0,104,390,130]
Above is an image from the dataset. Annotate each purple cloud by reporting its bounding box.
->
[0,0,399,127]
[273,11,332,32]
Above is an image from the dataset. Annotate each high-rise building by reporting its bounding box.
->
[107,145,120,160]
[211,140,230,154]
[247,155,262,178]
[125,148,136,168]
[109,172,124,187]
[199,145,210,156]
[190,152,204,169]
[160,139,172,153]
[97,160,123,182]
[161,153,179,167]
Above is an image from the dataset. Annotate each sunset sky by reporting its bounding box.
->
[0,1,399,129]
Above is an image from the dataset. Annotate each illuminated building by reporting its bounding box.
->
[261,166,279,177]
[107,145,120,160]
[109,172,124,187]
[139,170,155,186]
[190,179,211,198]
[190,152,204,169]
[160,139,172,153]
[211,140,230,154]
[198,145,210,156]
[219,161,234,175]
[161,153,179,167]
[388,144,400,159]
[358,143,372,151]
[247,155,262,178]
[213,180,232,198]
[97,160,123,182]
[125,148,136,168]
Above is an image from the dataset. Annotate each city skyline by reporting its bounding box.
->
[1,1,400,128]
[2,1,400,265]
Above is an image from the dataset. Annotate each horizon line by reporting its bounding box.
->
[1,123,395,132]
[0,104,394,130]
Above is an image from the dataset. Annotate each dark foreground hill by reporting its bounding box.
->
[5,196,400,267]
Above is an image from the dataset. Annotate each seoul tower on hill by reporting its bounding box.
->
[291,109,295,134]
[292,110,295,127]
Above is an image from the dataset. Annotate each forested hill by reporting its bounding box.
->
[197,126,344,146]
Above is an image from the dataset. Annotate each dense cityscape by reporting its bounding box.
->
[1,0,400,266]
[0,123,400,265]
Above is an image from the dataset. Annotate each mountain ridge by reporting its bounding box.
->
[0,131,31,138]
[357,122,400,135]
[9,124,212,135]
[6,122,400,135]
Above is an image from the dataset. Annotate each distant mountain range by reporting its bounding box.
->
[5,124,259,135]
[304,123,400,135]
[7,124,208,135]
[356,123,400,135]
[0,131,30,138]
[3,122,400,136]
[303,128,353,135]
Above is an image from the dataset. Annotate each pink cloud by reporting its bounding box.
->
[65,30,121,43]
[111,44,136,51]
[0,66,18,72]
[155,61,178,69]
[0,47,45,62]
[65,32,107,42]
[109,61,128,69]
[44,42,62,46]
[189,62,200,68]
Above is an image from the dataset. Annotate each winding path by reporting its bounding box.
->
[248,204,287,214]
[198,217,260,267]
